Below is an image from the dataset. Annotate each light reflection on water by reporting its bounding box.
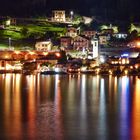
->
[132,78,140,140]
[0,74,140,140]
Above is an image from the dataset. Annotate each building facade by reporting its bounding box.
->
[73,36,90,51]
[60,37,72,50]
[52,10,66,22]
[35,41,52,51]
[82,30,96,39]
[91,38,99,59]
[99,35,110,45]
[66,27,78,37]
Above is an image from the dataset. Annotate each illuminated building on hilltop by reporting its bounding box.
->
[52,10,66,22]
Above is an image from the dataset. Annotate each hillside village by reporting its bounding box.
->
[0,10,140,50]
[0,10,140,75]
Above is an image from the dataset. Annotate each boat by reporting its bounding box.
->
[40,66,68,75]
[22,70,37,75]
[80,67,96,74]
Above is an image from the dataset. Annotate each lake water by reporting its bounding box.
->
[0,74,140,140]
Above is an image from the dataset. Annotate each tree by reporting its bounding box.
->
[73,14,83,24]
[21,27,29,37]
[128,23,140,34]
[127,30,138,41]
[58,50,67,64]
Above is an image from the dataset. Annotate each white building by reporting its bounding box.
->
[91,38,99,59]
[35,41,52,51]
[113,33,127,39]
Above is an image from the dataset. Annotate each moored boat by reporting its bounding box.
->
[40,67,67,75]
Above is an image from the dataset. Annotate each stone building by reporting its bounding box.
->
[52,10,66,22]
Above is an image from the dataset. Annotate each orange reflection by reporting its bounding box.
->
[109,75,112,97]
[3,74,22,138]
[11,74,22,136]
[26,75,37,139]
[114,76,118,94]
[4,74,12,135]
[4,74,11,115]
[54,75,64,140]
[132,77,140,139]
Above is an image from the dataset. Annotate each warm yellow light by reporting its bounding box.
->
[14,51,20,54]
[6,64,13,70]
[14,64,22,70]
[124,70,128,75]
[137,41,140,46]
[43,52,48,56]
[81,67,87,71]
[126,59,129,64]
[6,19,11,26]
[111,61,114,64]
[122,59,126,64]
[135,65,138,69]
[68,68,72,72]
[109,70,112,75]
[130,66,133,69]
[0,67,4,70]
[55,52,61,57]
[96,68,100,75]
[29,51,35,55]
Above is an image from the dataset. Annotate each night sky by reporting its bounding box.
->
[0,0,140,21]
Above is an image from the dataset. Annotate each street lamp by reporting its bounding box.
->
[70,11,74,21]
[9,37,11,50]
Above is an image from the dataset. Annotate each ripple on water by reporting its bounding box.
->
[36,102,64,140]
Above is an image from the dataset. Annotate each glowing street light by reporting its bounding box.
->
[136,41,140,47]
[70,11,74,21]
[9,37,11,49]
[70,11,74,16]
[55,52,61,57]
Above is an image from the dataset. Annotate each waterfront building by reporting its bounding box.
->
[127,38,140,48]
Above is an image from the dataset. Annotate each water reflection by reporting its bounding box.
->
[23,75,37,139]
[54,75,64,140]
[99,78,107,140]
[80,75,87,136]
[132,77,140,140]
[0,74,140,140]
[119,76,131,140]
